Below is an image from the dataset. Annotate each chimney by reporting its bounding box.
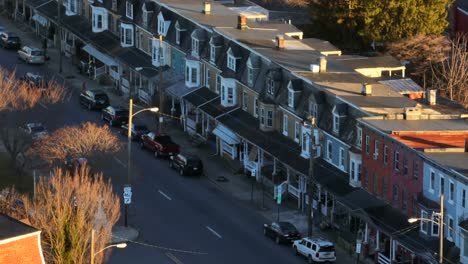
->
[426,89,437,105]
[275,34,284,50]
[237,15,247,30]
[319,56,327,73]
[202,1,211,15]
[361,83,372,96]
[310,64,320,73]
[404,106,422,120]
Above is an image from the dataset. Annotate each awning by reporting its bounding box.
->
[212,125,240,145]
[32,14,48,27]
[183,87,219,107]
[166,81,195,99]
[82,44,117,66]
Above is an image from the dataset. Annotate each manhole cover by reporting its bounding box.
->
[216,176,229,182]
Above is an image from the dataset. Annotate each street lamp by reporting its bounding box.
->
[303,117,317,237]
[124,98,159,227]
[90,229,127,264]
[408,194,444,263]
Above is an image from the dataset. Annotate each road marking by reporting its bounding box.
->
[165,252,183,264]
[158,190,172,201]
[206,226,222,239]
[113,156,127,167]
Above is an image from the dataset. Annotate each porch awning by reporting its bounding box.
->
[166,81,193,99]
[82,44,117,66]
[183,87,219,107]
[32,14,48,27]
[212,125,240,145]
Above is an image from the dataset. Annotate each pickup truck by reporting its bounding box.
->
[140,132,180,158]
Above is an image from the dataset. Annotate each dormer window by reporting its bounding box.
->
[266,79,275,95]
[185,59,200,88]
[210,44,216,63]
[157,12,171,37]
[66,0,77,15]
[333,114,339,132]
[288,89,294,107]
[247,66,253,86]
[120,23,133,47]
[126,1,133,19]
[175,21,185,45]
[191,38,199,56]
[309,102,318,120]
[142,8,149,28]
[220,77,237,107]
[227,55,236,71]
[332,104,347,134]
[91,6,108,33]
[152,37,165,66]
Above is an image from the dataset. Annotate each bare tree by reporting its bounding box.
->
[0,127,32,168]
[29,122,121,165]
[430,34,468,106]
[0,167,120,264]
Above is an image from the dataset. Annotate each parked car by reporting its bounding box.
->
[140,132,180,158]
[263,221,301,244]
[20,122,48,140]
[79,89,109,110]
[18,46,45,64]
[120,123,150,141]
[0,32,21,49]
[293,237,336,263]
[20,72,46,91]
[101,106,129,126]
[169,153,203,176]
[63,157,89,173]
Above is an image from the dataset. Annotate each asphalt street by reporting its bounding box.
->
[0,38,310,264]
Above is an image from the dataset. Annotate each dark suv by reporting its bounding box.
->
[101,106,129,126]
[169,153,203,176]
[0,32,21,49]
[79,89,109,110]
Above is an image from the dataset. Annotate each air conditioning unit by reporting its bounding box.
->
[373,153,378,160]
[312,145,321,158]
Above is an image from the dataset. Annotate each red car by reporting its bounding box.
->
[140,132,180,158]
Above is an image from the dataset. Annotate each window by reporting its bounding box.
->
[247,66,253,86]
[382,177,388,200]
[420,210,428,234]
[142,10,148,28]
[260,108,265,125]
[356,127,362,148]
[463,189,466,208]
[333,114,339,132]
[403,157,408,175]
[254,97,259,117]
[205,69,211,88]
[365,135,370,154]
[373,172,378,194]
[373,140,379,159]
[267,110,273,127]
[432,214,440,237]
[294,122,300,143]
[210,45,216,63]
[288,89,294,108]
[383,145,388,164]
[176,28,181,45]
[327,141,332,161]
[227,55,236,71]
[185,60,200,87]
[282,114,288,136]
[126,1,133,19]
[339,148,345,169]
[227,87,233,104]
[309,102,318,121]
[120,23,133,47]
[449,181,454,203]
[111,0,117,11]
[216,75,221,94]
[448,216,454,240]
[91,6,107,33]
[430,170,435,191]
[357,163,361,181]
[392,184,399,204]
[412,194,418,215]
[394,151,400,171]
[191,38,199,56]
[363,167,369,189]
[413,160,419,179]
[220,78,236,107]
[464,237,468,258]
[266,79,275,95]
[302,132,309,154]
[191,68,197,83]
[158,16,165,35]
[402,188,407,210]
[440,176,445,196]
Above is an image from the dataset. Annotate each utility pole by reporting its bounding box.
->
[57,0,63,74]
[439,194,444,264]
[158,35,165,134]
[307,117,316,237]
[90,229,95,264]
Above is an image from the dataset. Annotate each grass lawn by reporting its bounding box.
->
[0,153,33,194]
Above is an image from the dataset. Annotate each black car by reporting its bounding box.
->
[263,221,302,244]
[21,72,47,91]
[169,153,203,176]
[0,32,21,49]
[120,123,150,141]
[101,106,128,126]
[79,89,109,110]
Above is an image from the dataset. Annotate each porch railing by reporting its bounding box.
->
[377,253,390,264]
[110,69,119,80]
[288,184,300,198]
[244,160,258,177]
[138,89,151,106]
[94,65,106,79]
[273,181,288,200]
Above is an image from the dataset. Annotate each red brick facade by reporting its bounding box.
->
[0,232,45,264]
[455,6,468,35]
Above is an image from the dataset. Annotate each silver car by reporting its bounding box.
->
[18,46,45,64]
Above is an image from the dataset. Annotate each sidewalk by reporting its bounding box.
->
[1,15,358,263]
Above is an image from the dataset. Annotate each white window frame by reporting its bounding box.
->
[267,79,275,95]
[333,114,339,133]
[91,6,107,33]
[356,126,362,148]
[260,108,265,125]
[142,10,148,28]
[383,144,388,164]
[205,69,211,88]
[227,54,236,71]
[191,38,199,57]
[447,216,454,241]
[339,147,345,169]
[247,66,253,86]
[66,0,77,15]
[151,37,165,66]
[210,44,216,63]
[420,210,428,234]
[184,60,200,88]
[242,91,248,110]
[449,180,455,203]
[294,122,300,143]
[310,102,318,120]
[158,16,165,35]
[326,140,332,161]
[215,75,221,94]
[374,140,379,160]
[440,175,445,196]
[431,214,440,237]
[266,110,273,127]
[365,135,370,154]
[282,114,288,136]
[176,28,181,45]
[254,97,259,117]
[429,169,435,193]
[463,189,466,208]
[120,23,134,47]
[394,151,400,171]
[126,1,133,19]
[220,78,236,107]
[288,89,294,108]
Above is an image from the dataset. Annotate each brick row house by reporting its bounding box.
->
[19,0,468,263]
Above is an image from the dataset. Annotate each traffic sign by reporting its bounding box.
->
[124,197,131,205]
[123,186,132,204]
[277,185,282,204]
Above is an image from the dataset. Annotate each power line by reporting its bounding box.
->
[111,235,208,255]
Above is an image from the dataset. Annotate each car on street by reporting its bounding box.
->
[120,123,150,141]
[0,32,21,49]
[263,221,302,244]
[292,237,336,263]
[20,122,48,140]
[140,132,180,158]
[169,153,203,176]
[20,72,47,91]
[18,46,45,64]
[101,105,129,126]
[79,89,110,110]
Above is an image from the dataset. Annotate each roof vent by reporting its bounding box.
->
[319,56,327,73]
[310,64,320,73]
[426,89,437,105]
[361,83,372,96]
[202,1,211,15]
[275,34,284,50]
[237,15,247,30]
[404,106,422,120]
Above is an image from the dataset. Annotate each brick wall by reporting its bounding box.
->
[0,233,44,264]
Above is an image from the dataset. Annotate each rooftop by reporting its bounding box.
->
[0,214,37,241]
[392,133,468,150]
[424,152,468,177]
[362,118,468,133]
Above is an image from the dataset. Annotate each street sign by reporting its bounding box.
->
[356,242,362,254]
[123,186,132,205]
[277,185,282,204]
[124,197,131,204]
